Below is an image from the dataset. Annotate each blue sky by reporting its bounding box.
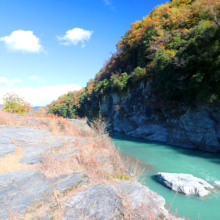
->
[0,0,166,106]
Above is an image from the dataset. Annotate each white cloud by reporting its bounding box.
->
[0,30,43,53]
[103,0,111,5]
[57,28,93,47]
[29,76,45,82]
[0,77,12,87]
[11,78,22,83]
[0,84,82,106]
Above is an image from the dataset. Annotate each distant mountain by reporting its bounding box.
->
[0,105,44,112]
[33,106,45,111]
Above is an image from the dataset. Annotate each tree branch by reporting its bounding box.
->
[210,5,220,27]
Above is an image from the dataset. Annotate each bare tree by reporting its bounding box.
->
[204,0,220,27]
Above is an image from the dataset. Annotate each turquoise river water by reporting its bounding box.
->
[111,133,220,220]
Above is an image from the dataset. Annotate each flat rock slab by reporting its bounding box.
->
[0,126,77,164]
[0,126,89,219]
[0,169,88,219]
[155,173,215,197]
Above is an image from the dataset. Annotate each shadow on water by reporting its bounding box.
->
[149,174,169,188]
[110,132,220,165]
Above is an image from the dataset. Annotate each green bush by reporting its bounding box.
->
[2,93,32,115]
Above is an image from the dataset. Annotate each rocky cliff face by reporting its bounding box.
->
[101,81,220,152]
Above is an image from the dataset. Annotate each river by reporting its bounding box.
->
[111,132,220,220]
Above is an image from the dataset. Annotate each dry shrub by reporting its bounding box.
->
[127,159,147,182]
[0,112,19,126]
[121,193,158,220]
[0,111,90,136]
[39,125,132,184]
[40,152,83,178]
[120,191,182,220]
[8,212,19,220]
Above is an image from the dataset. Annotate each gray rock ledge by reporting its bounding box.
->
[155,172,215,197]
[64,181,182,220]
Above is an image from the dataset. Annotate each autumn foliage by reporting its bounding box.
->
[48,0,220,118]
[2,93,32,115]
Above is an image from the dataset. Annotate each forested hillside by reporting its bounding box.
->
[48,0,220,119]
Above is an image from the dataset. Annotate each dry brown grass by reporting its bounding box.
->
[0,138,39,174]
[121,196,157,220]
[0,111,182,220]
[0,111,129,182]
[0,111,92,137]
[121,191,184,220]
[40,151,83,178]
[40,133,130,183]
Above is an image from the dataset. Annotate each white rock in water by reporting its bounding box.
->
[155,173,215,197]
[214,181,220,187]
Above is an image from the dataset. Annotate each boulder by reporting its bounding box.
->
[214,181,220,187]
[112,181,169,219]
[155,173,215,197]
[64,181,182,220]
[63,184,123,220]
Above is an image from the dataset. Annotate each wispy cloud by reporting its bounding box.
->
[11,78,22,83]
[0,77,22,87]
[0,30,43,53]
[103,0,115,10]
[57,28,93,48]
[0,77,12,87]
[29,76,46,82]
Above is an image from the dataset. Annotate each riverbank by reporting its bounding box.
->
[0,112,181,219]
[112,132,220,220]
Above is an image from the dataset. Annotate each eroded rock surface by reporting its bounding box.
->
[64,181,182,220]
[155,173,215,197]
[0,126,88,219]
[64,184,123,220]
[0,126,78,165]
[112,181,169,219]
[0,169,88,219]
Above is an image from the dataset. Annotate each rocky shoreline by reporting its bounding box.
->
[0,123,182,219]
